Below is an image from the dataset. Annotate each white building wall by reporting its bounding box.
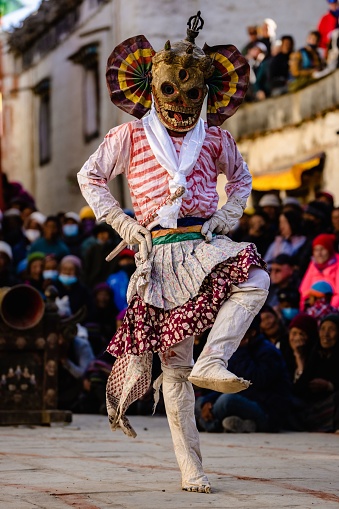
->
[1,0,334,213]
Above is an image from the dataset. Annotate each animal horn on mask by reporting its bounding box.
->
[105,13,249,126]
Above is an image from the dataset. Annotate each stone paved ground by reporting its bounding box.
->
[0,414,338,509]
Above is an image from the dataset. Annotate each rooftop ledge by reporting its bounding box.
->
[224,69,339,141]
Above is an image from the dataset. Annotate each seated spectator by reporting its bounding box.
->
[195,317,292,433]
[55,255,92,320]
[0,241,19,287]
[331,206,339,251]
[315,190,334,210]
[41,254,59,290]
[83,223,120,289]
[259,18,277,57]
[299,234,339,309]
[264,211,306,267]
[317,0,339,55]
[304,281,337,323]
[24,252,45,294]
[230,208,252,243]
[241,210,274,257]
[2,208,27,266]
[23,211,46,244]
[281,196,303,217]
[276,287,301,326]
[246,42,269,101]
[257,193,281,236]
[292,314,339,432]
[86,283,118,355]
[241,25,260,55]
[79,206,96,240]
[267,253,300,307]
[61,212,84,258]
[288,31,325,92]
[285,314,318,383]
[29,215,70,261]
[259,304,289,350]
[298,200,333,277]
[2,173,35,211]
[58,322,95,411]
[268,35,295,96]
[327,28,339,69]
[106,249,136,312]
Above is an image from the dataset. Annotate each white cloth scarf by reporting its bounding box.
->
[142,106,206,228]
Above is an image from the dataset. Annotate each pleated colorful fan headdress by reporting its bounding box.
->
[106,11,249,130]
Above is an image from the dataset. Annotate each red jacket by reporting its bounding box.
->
[318,12,339,49]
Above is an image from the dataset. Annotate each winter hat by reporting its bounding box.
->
[308,281,334,298]
[282,197,302,209]
[93,282,113,296]
[312,234,336,256]
[320,313,339,328]
[29,211,46,225]
[60,255,82,269]
[272,253,294,266]
[315,191,334,207]
[79,206,96,220]
[27,252,45,264]
[258,194,281,208]
[288,313,317,338]
[119,248,135,259]
[0,241,13,260]
[64,212,80,223]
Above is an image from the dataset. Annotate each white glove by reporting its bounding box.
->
[201,197,246,242]
[55,295,72,318]
[106,206,152,261]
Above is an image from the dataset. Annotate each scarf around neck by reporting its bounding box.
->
[142,106,206,228]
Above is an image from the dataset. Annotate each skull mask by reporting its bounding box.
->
[151,40,213,133]
[106,11,250,128]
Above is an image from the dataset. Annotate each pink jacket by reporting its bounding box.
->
[299,254,339,310]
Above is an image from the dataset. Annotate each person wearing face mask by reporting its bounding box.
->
[276,287,301,326]
[299,234,339,310]
[61,212,84,258]
[29,216,70,261]
[55,255,92,321]
[106,249,136,312]
[24,252,45,294]
[23,211,46,244]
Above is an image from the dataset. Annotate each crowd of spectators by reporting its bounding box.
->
[1,2,339,432]
[0,172,338,434]
[195,191,339,434]
[242,0,339,101]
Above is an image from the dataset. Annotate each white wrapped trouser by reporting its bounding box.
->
[159,267,269,492]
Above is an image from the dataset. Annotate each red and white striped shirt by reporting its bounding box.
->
[77,119,252,223]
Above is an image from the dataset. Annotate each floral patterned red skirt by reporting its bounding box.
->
[107,243,266,358]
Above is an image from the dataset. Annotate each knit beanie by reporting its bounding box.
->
[320,313,339,328]
[312,234,336,256]
[60,255,82,269]
[288,313,318,338]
